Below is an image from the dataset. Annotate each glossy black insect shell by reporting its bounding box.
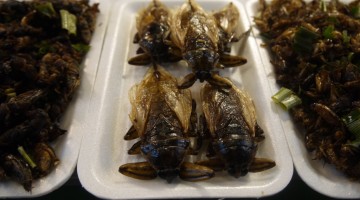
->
[184,49,219,81]
[212,137,257,177]
[141,138,190,182]
[139,22,170,62]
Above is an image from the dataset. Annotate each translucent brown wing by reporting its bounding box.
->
[129,67,193,136]
[213,3,241,41]
[201,77,257,137]
[170,0,219,51]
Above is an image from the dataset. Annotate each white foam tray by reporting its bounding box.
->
[77,0,293,199]
[0,0,110,198]
[245,0,360,198]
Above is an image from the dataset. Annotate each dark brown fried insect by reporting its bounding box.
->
[128,0,181,65]
[33,142,59,177]
[170,0,247,89]
[2,154,32,192]
[0,166,6,181]
[197,77,275,177]
[119,66,214,182]
[0,109,50,148]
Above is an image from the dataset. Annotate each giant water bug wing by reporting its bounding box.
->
[201,78,258,137]
[213,3,240,41]
[128,69,156,136]
[157,67,193,134]
[231,82,257,137]
[200,83,223,136]
[169,1,191,50]
[136,0,171,36]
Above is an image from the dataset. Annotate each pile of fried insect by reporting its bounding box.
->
[119,0,275,182]
[0,0,99,191]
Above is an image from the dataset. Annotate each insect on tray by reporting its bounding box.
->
[77,0,293,199]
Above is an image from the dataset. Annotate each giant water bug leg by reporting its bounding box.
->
[179,161,215,182]
[167,53,183,63]
[178,73,197,89]
[238,27,252,41]
[248,157,276,173]
[195,157,226,172]
[198,114,211,140]
[207,73,232,89]
[136,47,145,54]
[128,140,141,155]
[219,54,247,67]
[128,53,152,65]
[216,62,225,69]
[124,125,138,140]
[206,142,217,158]
[254,123,265,142]
[133,32,140,43]
[187,100,200,155]
[119,161,157,180]
[188,99,198,137]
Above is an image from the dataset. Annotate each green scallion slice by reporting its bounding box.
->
[279,94,302,110]
[323,25,334,39]
[272,87,302,110]
[350,6,360,18]
[72,43,91,54]
[293,26,319,54]
[5,88,15,94]
[5,88,16,97]
[35,2,56,18]
[272,87,293,103]
[17,146,37,169]
[342,30,351,44]
[320,0,327,12]
[60,9,77,35]
[342,109,360,146]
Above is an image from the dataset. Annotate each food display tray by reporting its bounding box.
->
[77,0,293,199]
[0,0,110,198]
[245,0,360,198]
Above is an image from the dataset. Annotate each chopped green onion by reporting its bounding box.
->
[272,87,293,103]
[17,146,37,169]
[349,138,360,148]
[342,109,360,146]
[327,16,339,25]
[342,30,351,44]
[6,92,16,98]
[72,43,91,54]
[350,6,360,18]
[348,52,354,62]
[5,88,16,97]
[60,9,77,35]
[323,25,334,39]
[37,41,55,56]
[35,2,56,18]
[320,0,327,12]
[293,26,319,54]
[272,87,302,110]
[5,88,15,94]
[278,94,302,110]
